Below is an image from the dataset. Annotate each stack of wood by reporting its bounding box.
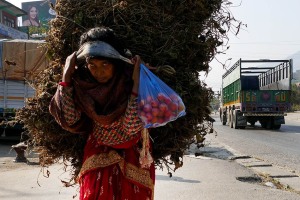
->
[15,0,241,183]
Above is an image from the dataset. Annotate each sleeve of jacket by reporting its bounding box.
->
[49,85,90,134]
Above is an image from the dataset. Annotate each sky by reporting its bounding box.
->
[202,0,300,91]
[7,0,300,91]
[7,0,22,9]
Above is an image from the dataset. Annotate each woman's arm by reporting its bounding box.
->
[58,86,81,125]
[130,55,141,99]
[62,52,77,83]
[113,54,145,147]
[49,85,82,129]
[121,97,144,135]
[49,52,85,132]
[122,55,144,135]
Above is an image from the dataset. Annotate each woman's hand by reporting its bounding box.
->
[131,55,156,95]
[62,52,77,83]
[131,55,142,89]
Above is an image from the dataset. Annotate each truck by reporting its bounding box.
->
[219,59,292,130]
[0,39,47,140]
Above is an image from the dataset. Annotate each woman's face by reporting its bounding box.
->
[29,7,38,19]
[87,58,115,83]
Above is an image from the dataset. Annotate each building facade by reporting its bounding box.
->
[0,0,28,39]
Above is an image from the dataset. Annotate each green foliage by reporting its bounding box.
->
[291,84,300,110]
[210,93,220,112]
[28,26,48,36]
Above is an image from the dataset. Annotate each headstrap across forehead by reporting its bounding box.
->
[76,41,133,64]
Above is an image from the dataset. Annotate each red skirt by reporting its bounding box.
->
[80,164,153,200]
[79,135,155,200]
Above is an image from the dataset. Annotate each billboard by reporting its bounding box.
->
[21,0,56,27]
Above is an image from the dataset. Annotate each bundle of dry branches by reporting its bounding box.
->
[15,0,241,182]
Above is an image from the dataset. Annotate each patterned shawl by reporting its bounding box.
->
[50,63,133,134]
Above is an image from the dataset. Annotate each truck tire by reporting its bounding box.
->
[232,110,238,129]
[222,111,227,125]
[260,117,283,130]
[260,122,267,128]
[222,119,226,125]
[266,118,273,129]
[260,118,271,129]
[229,111,233,128]
[273,124,281,130]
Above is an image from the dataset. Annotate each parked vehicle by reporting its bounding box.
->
[0,39,47,140]
[219,59,292,130]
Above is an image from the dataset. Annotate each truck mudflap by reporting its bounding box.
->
[274,116,285,125]
[232,110,247,129]
[243,113,287,117]
[236,115,247,126]
[236,111,247,127]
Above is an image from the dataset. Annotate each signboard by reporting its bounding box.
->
[21,0,56,37]
[21,0,56,27]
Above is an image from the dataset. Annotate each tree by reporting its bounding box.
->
[291,83,300,111]
[210,92,221,113]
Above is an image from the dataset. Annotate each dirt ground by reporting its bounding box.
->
[0,142,40,172]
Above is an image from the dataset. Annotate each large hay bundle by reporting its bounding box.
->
[16,0,240,182]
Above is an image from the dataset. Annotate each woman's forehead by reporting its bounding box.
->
[88,58,111,64]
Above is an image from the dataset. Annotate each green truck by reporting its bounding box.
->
[219,59,292,130]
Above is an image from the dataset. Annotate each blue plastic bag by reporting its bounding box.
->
[138,63,186,128]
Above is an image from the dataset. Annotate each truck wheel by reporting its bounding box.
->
[260,122,267,128]
[222,120,226,125]
[222,114,227,126]
[229,111,233,128]
[266,118,272,129]
[232,110,238,129]
[260,118,272,129]
[273,125,281,130]
[227,111,230,126]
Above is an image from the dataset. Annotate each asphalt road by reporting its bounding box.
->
[211,112,300,175]
[1,113,300,199]
[2,140,300,200]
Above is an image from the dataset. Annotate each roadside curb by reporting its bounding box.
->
[232,155,300,195]
[203,135,300,196]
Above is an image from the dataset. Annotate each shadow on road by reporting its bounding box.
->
[199,146,234,160]
[155,175,201,183]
